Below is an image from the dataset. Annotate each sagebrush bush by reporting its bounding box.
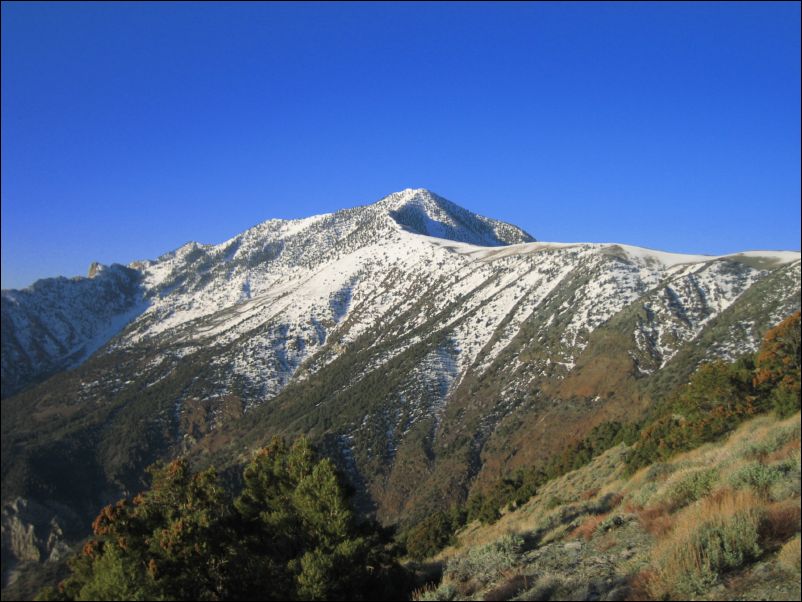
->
[729,462,785,498]
[627,481,658,508]
[777,535,801,575]
[648,489,764,598]
[663,468,719,510]
[768,454,802,501]
[445,534,524,584]
[645,463,676,482]
[744,421,801,459]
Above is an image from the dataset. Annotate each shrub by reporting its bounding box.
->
[645,463,676,482]
[729,462,785,498]
[764,438,801,465]
[445,534,524,585]
[405,510,457,560]
[744,420,800,460]
[766,455,802,501]
[628,482,659,509]
[777,535,801,575]
[648,489,764,598]
[663,468,719,510]
[754,312,801,418]
[41,437,408,601]
[545,496,564,510]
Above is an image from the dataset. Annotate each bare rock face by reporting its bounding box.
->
[1,498,73,586]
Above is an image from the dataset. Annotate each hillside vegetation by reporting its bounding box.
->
[33,439,409,601]
[411,313,801,601]
[19,312,799,601]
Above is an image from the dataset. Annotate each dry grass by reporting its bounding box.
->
[765,438,801,464]
[441,445,630,554]
[777,534,801,575]
[482,572,529,601]
[647,489,765,598]
[759,500,802,548]
[570,512,610,541]
[625,569,657,601]
[427,412,800,601]
[637,504,674,538]
[606,492,625,510]
[596,531,619,552]
[411,581,456,601]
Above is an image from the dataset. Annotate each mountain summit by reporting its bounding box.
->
[375,188,535,245]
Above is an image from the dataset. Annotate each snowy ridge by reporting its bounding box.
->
[2,189,799,426]
[1,264,144,397]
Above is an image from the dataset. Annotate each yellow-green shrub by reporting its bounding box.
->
[648,489,764,598]
[777,535,801,575]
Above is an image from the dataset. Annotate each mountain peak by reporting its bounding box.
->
[375,187,437,206]
[373,188,535,246]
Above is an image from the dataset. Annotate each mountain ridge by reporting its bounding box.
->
[1,188,800,593]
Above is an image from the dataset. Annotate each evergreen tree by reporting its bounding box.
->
[38,437,408,601]
[754,311,801,417]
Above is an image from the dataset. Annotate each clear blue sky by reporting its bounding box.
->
[2,2,800,289]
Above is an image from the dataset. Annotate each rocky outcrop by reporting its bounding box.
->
[1,498,75,587]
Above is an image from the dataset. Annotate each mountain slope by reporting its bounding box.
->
[0,188,532,401]
[1,188,799,591]
[418,411,801,602]
[0,264,144,398]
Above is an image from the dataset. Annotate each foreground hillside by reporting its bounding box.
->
[410,312,801,601]
[415,410,801,601]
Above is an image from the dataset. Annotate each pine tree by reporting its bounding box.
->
[38,437,408,601]
[754,311,801,417]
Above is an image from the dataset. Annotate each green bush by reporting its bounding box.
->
[664,468,719,510]
[645,462,676,482]
[405,510,460,560]
[445,534,524,584]
[39,437,408,601]
[729,462,786,498]
[744,421,801,459]
[650,490,764,597]
[754,312,801,418]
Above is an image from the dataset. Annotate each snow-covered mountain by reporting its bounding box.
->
[2,188,800,558]
[1,264,144,398]
[1,189,532,399]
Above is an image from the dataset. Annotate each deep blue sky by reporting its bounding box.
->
[2,2,800,289]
